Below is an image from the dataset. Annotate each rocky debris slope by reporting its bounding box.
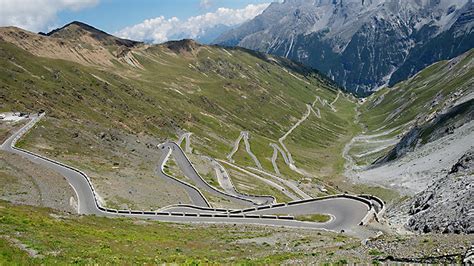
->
[376,98,474,164]
[465,245,474,264]
[215,0,473,95]
[0,151,77,213]
[350,104,474,195]
[404,150,474,234]
[364,234,472,264]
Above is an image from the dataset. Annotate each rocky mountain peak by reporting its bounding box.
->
[164,39,201,55]
[45,21,102,35]
[214,0,473,95]
[43,21,141,48]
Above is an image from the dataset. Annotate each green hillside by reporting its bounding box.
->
[348,49,474,167]
[1,200,470,264]
[0,200,361,264]
[0,26,359,209]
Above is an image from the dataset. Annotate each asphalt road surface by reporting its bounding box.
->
[1,114,377,234]
[158,142,265,207]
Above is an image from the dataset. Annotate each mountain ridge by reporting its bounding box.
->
[1,21,354,210]
[0,24,143,68]
[214,0,474,96]
[0,22,341,90]
[41,21,142,48]
[1,18,474,263]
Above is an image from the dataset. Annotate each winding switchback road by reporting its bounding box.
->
[270,143,290,174]
[0,113,381,235]
[1,114,103,215]
[218,159,301,201]
[159,142,259,207]
[249,167,312,200]
[227,131,262,169]
[177,132,192,153]
[210,159,274,205]
[272,93,339,176]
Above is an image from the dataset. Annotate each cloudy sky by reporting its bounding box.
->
[0,0,271,43]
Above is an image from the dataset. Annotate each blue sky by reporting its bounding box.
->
[57,0,271,33]
[0,0,272,43]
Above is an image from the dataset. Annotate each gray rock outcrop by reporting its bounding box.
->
[215,0,474,96]
[405,150,474,234]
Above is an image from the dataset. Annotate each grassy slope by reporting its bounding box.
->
[0,200,362,264]
[0,35,358,207]
[1,30,473,264]
[352,49,474,166]
[361,49,473,133]
[1,201,470,264]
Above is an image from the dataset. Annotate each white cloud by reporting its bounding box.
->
[116,3,270,44]
[0,0,98,32]
[200,0,212,9]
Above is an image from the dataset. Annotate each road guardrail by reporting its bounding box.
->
[4,112,378,227]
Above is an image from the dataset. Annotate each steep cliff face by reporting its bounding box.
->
[215,0,473,95]
[390,1,474,86]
